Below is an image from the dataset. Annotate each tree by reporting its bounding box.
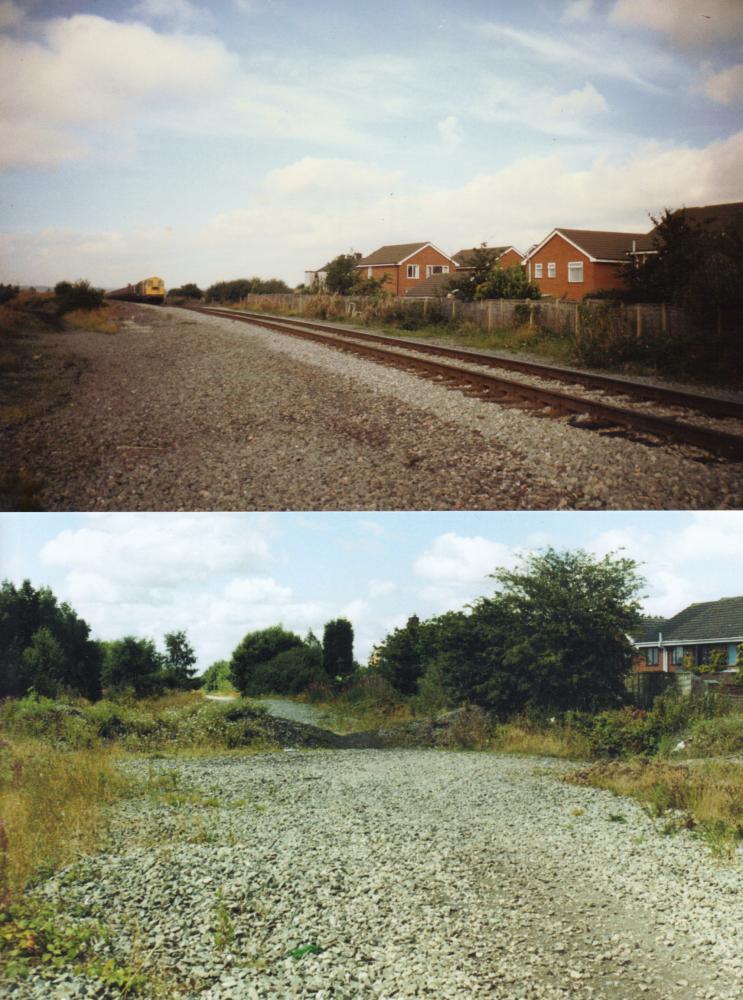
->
[446,245,499,301]
[622,207,743,321]
[21,628,67,697]
[101,636,164,697]
[374,615,424,695]
[323,254,362,295]
[479,548,643,715]
[200,659,234,692]
[322,618,355,683]
[168,283,203,300]
[447,246,539,302]
[163,629,197,687]
[0,579,102,700]
[230,625,305,696]
[474,265,540,301]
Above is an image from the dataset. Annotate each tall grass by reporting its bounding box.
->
[569,758,743,855]
[0,738,130,900]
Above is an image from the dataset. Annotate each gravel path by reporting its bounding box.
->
[3,305,742,509]
[16,750,743,1000]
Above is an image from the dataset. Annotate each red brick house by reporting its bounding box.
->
[356,242,458,297]
[629,596,743,674]
[405,244,525,298]
[525,228,654,300]
[453,245,524,270]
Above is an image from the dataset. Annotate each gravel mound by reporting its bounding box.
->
[3,305,741,509]
[14,751,743,1000]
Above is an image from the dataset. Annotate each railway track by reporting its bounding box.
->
[188,305,743,462]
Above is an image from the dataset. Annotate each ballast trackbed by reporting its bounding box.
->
[187,305,743,462]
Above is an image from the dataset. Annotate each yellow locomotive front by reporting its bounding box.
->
[135,276,166,303]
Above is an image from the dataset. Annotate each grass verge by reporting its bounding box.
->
[568,758,743,858]
[0,737,131,900]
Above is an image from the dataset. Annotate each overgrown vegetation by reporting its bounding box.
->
[205,277,291,303]
[570,758,743,858]
[53,280,106,315]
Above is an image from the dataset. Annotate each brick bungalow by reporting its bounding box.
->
[525,228,655,300]
[356,242,458,297]
[629,596,743,674]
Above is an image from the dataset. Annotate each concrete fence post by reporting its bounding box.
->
[487,301,493,331]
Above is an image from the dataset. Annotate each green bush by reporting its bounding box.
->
[54,279,105,314]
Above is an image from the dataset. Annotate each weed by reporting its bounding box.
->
[213,890,235,951]
[608,813,627,823]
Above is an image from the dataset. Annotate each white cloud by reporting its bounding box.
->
[223,577,292,604]
[40,515,272,587]
[562,0,594,22]
[702,64,743,103]
[437,115,462,150]
[479,21,654,88]
[0,15,236,168]
[611,0,743,48]
[265,157,400,200]
[368,579,397,599]
[414,533,517,585]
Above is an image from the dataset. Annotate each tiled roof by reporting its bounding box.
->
[628,617,666,644]
[404,272,457,297]
[631,597,743,644]
[662,202,743,235]
[555,228,655,261]
[357,243,430,266]
[453,246,510,266]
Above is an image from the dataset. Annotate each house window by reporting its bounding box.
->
[367,266,373,278]
[407,264,419,279]
[426,265,449,277]
[645,647,659,666]
[534,263,543,278]
[568,261,584,283]
[547,262,556,279]
[729,644,739,666]
[671,646,685,666]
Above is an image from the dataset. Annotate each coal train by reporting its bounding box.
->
[107,276,166,305]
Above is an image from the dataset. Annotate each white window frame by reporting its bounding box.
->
[534,262,543,279]
[407,264,420,279]
[568,261,584,283]
[367,266,373,278]
[547,262,556,279]
[426,264,449,277]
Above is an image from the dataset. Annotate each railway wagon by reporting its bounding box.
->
[107,276,166,305]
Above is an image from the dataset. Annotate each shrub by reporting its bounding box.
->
[0,284,19,305]
[54,280,105,315]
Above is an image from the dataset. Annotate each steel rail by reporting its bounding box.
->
[188,305,743,461]
[201,306,743,422]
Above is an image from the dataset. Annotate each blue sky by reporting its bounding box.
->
[1,0,742,287]
[2,511,743,670]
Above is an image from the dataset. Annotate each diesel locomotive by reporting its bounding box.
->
[107,276,166,304]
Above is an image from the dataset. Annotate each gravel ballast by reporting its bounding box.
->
[15,750,743,1000]
[3,305,742,509]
